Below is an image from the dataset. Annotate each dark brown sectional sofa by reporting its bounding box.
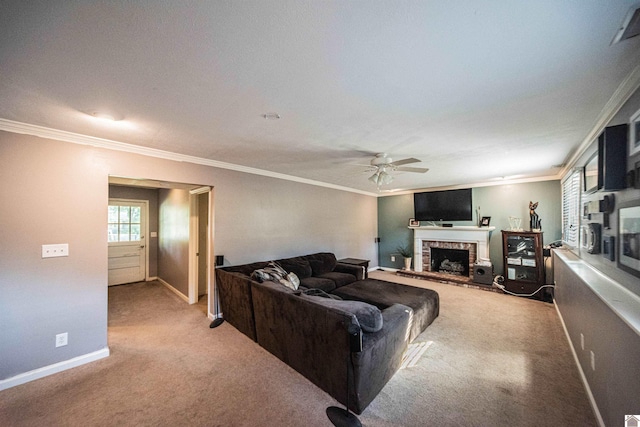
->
[215,252,439,414]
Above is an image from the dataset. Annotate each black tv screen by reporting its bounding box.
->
[414,188,473,221]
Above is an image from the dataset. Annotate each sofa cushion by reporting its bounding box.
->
[300,276,336,292]
[307,252,337,276]
[301,295,383,333]
[279,258,313,279]
[317,271,356,288]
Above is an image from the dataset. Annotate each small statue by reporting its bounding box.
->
[529,201,541,231]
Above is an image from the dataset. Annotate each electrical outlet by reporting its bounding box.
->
[391,255,396,262]
[580,333,584,350]
[42,244,69,258]
[590,351,595,371]
[55,332,68,348]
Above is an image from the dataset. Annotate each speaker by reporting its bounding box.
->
[473,264,493,285]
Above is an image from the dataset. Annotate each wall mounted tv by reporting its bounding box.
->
[414,188,473,221]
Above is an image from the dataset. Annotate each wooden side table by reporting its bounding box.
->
[338,258,370,279]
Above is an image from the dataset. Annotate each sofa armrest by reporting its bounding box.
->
[351,303,411,413]
[335,262,365,281]
[215,269,257,341]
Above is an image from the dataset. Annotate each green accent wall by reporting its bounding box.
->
[378,180,562,274]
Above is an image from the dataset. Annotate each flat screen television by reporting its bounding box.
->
[414,188,473,221]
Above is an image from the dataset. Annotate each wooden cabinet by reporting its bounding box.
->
[501,231,544,299]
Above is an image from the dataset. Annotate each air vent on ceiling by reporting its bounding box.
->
[611,4,640,44]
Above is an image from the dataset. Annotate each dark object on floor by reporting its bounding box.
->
[327,406,361,427]
[209,318,224,328]
[472,264,493,285]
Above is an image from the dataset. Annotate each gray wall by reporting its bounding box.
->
[158,188,191,295]
[554,86,640,424]
[108,185,159,278]
[0,131,377,382]
[554,252,640,426]
[378,181,562,274]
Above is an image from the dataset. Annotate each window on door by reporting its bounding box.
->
[108,204,142,242]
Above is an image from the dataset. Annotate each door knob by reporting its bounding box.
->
[140,245,145,249]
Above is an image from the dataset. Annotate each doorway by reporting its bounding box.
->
[188,186,212,311]
[108,177,215,319]
[196,191,209,314]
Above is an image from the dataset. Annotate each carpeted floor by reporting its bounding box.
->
[0,271,596,426]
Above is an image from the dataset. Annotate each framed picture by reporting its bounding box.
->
[480,216,491,227]
[583,152,599,193]
[630,108,640,156]
[617,199,640,279]
[409,219,420,227]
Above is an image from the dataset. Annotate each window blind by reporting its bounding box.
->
[561,170,581,248]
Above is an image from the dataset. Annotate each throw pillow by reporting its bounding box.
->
[280,271,300,291]
[252,262,301,291]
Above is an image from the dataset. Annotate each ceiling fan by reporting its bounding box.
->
[365,153,429,189]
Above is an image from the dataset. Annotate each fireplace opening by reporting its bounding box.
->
[430,248,470,276]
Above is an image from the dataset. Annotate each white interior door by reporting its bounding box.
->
[108,200,147,286]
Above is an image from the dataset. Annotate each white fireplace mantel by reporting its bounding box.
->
[411,226,495,272]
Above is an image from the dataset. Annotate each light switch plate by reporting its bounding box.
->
[42,244,69,258]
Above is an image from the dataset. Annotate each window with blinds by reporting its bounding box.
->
[562,170,581,247]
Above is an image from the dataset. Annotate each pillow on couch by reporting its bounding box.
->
[301,295,383,333]
[251,262,300,291]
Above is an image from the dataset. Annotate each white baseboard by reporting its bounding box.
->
[553,300,605,427]
[375,267,400,272]
[147,276,158,281]
[156,277,189,303]
[0,347,110,391]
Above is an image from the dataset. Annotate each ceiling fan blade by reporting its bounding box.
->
[389,157,421,167]
[396,166,429,173]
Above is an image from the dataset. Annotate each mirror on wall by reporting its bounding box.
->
[583,152,599,194]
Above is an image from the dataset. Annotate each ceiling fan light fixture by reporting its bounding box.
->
[368,170,394,189]
[364,153,426,189]
[380,171,393,185]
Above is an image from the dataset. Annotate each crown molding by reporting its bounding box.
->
[0,119,378,197]
[378,173,563,197]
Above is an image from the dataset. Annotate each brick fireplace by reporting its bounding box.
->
[412,226,494,273]
[425,242,476,277]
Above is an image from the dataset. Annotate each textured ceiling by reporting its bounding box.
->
[1,1,640,194]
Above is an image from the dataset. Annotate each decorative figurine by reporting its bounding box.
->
[529,201,541,231]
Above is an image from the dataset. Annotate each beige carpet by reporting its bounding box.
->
[0,271,596,426]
